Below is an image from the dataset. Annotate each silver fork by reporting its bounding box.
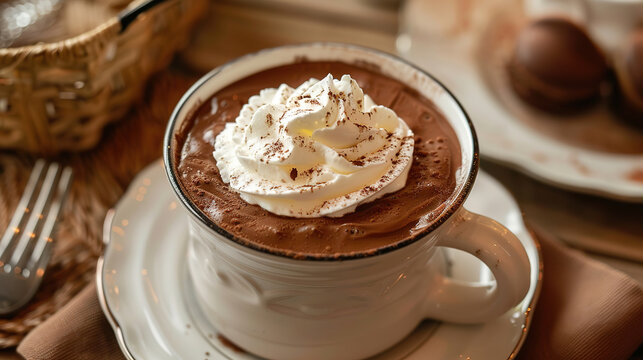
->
[0,160,73,315]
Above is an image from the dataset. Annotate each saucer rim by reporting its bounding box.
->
[96,162,544,360]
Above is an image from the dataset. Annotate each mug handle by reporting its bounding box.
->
[423,208,531,323]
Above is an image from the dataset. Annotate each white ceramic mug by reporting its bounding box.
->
[164,43,531,360]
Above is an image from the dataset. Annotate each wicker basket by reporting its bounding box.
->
[0,0,207,155]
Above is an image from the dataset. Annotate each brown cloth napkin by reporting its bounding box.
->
[17,284,125,360]
[517,226,643,360]
[16,228,643,360]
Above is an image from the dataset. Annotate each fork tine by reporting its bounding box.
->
[24,166,73,277]
[0,160,47,262]
[7,163,61,270]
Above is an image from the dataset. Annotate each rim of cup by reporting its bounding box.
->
[163,42,480,261]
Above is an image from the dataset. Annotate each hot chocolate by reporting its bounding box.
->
[174,61,462,256]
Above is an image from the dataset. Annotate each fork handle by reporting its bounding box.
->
[26,167,73,273]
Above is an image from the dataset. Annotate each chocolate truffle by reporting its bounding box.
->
[507,17,609,113]
[612,28,643,126]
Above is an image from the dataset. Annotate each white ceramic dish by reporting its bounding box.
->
[97,161,542,360]
[399,0,643,202]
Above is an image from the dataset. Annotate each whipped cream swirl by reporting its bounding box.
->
[213,74,414,217]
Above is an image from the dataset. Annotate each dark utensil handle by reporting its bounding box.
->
[118,0,169,32]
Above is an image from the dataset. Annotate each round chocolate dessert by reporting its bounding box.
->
[612,28,643,126]
[507,17,609,113]
[174,61,461,256]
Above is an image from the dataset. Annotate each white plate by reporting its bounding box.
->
[98,160,542,360]
[398,0,643,202]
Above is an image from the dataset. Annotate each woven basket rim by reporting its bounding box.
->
[0,18,120,57]
[0,0,157,60]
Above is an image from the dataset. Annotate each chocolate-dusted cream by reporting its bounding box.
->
[174,61,462,256]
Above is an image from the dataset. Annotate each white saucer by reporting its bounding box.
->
[399,0,643,202]
[98,160,542,360]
